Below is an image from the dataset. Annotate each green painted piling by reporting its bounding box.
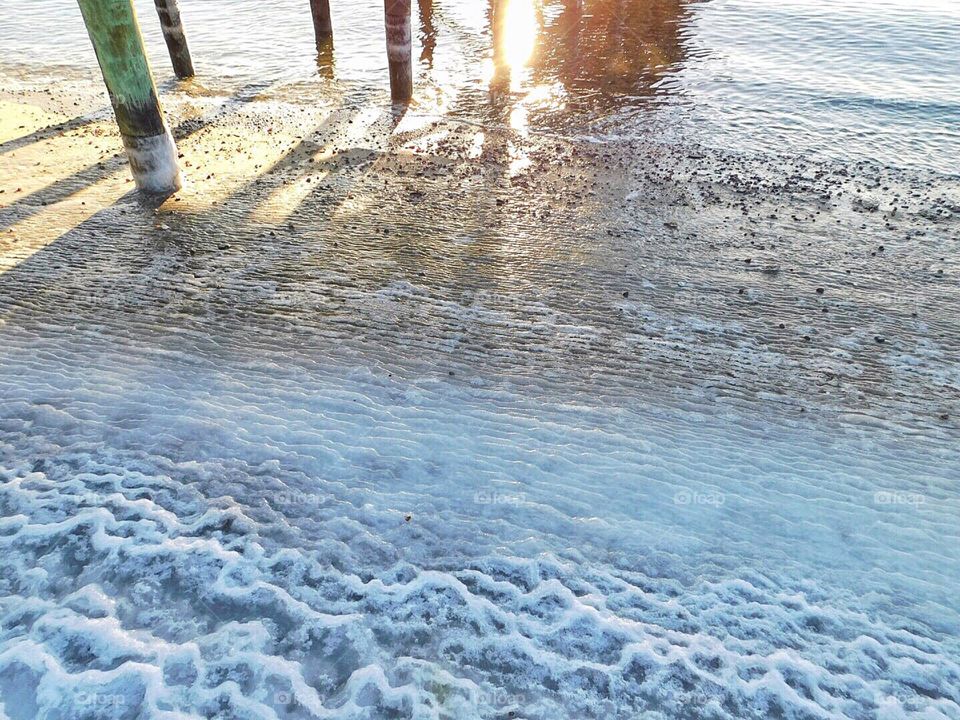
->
[76,0,181,193]
[384,0,413,103]
[154,0,195,79]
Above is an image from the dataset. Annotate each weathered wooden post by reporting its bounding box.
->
[153,0,195,79]
[310,0,334,44]
[77,0,181,193]
[310,0,335,78]
[384,0,413,104]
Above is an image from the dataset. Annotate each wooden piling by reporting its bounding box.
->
[384,0,413,104]
[153,0,195,79]
[310,0,334,44]
[77,0,181,193]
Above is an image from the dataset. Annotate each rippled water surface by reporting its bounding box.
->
[1,1,959,719]
[2,0,959,170]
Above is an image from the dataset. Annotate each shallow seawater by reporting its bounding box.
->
[0,1,959,719]
[2,0,959,170]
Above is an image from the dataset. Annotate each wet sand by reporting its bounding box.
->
[1,78,958,434]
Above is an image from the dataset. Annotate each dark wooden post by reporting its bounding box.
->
[310,0,334,78]
[153,0,195,79]
[384,0,413,104]
[77,0,181,193]
[310,0,333,44]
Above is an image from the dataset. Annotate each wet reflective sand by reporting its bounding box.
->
[1,73,956,425]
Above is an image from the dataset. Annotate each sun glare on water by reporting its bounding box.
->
[500,0,538,71]
[495,0,537,78]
